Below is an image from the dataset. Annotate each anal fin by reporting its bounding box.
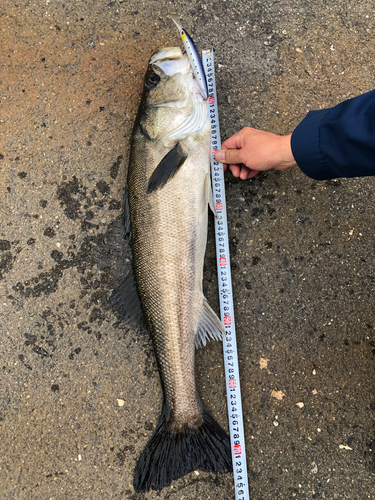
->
[195,298,226,348]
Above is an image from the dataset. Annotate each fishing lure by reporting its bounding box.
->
[169,16,208,100]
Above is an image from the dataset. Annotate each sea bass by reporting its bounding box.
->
[111,41,232,492]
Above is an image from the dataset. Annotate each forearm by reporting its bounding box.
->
[291,89,375,180]
[214,89,375,181]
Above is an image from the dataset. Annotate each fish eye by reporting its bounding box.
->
[146,73,160,89]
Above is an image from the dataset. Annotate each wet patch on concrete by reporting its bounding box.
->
[12,216,125,299]
[0,249,14,279]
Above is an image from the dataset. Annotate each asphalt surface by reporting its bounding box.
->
[1,1,375,499]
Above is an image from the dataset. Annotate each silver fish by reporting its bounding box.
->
[111,40,232,492]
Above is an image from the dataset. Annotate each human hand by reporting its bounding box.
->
[214,127,297,179]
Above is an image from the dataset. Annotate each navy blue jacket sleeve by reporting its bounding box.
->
[291,90,375,180]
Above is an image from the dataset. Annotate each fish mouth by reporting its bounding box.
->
[150,46,183,64]
[149,46,206,106]
[150,46,191,78]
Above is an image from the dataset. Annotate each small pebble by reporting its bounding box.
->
[339,444,352,450]
[271,390,285,400]
[259,357,269,370]
[296,402,304,408]
[117,399,125,407]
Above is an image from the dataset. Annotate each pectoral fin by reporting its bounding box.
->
[204,174,219,218]
[147,143,187,193]
[195,298,226,348]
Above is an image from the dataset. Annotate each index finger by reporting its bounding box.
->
[221,131,244,151]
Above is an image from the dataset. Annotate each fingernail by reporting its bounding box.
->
[215,150,225,161]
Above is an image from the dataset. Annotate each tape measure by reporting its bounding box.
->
[171,19,249,496]
[202,49,250,500]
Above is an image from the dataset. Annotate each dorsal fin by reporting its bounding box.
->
[147,143,187,193]
[109,268,146,331]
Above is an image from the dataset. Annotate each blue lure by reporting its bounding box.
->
[169,16,209,100]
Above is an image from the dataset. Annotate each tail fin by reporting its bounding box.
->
[133,405,232,492]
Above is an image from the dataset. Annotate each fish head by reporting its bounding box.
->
[139,47,209,142]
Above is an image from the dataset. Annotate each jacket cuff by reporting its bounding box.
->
[291,109,337,180]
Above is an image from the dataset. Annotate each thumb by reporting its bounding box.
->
[215,148,243,165]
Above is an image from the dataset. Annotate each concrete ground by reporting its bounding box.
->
[1,0,375,498]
